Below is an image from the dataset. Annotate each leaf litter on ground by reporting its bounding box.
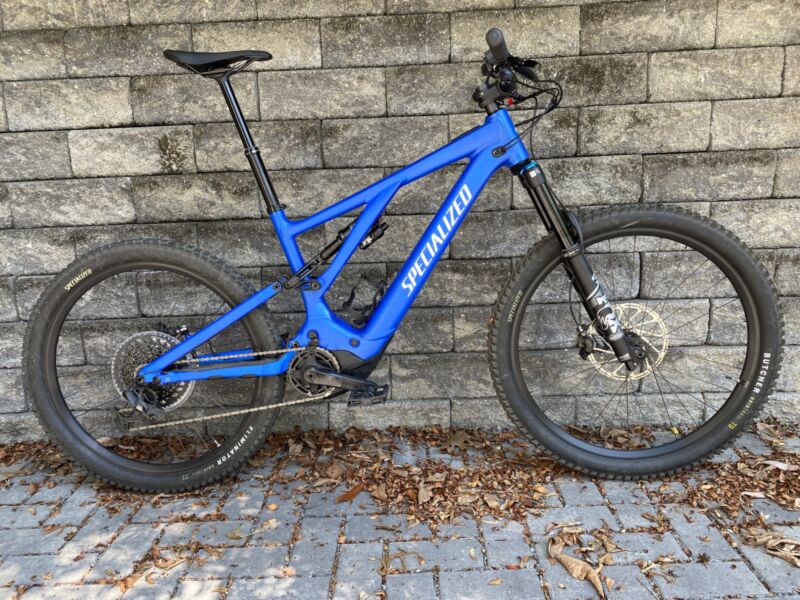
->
[0,421,797,597]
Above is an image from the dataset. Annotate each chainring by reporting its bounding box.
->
[288,348,340,397]
[111,331,195,412]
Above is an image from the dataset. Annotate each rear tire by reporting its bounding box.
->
[489,205,783,479]
[24,240,285,492]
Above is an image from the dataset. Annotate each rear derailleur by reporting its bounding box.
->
[122,384,167,419]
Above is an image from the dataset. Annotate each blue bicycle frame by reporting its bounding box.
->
[139,107,531,385]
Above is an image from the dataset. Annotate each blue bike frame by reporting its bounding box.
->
[139,108,531,385]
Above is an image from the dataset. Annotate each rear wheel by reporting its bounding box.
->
[23,240,285,492]
[489,205,782,478]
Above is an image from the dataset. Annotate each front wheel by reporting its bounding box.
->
[489,205,783,479]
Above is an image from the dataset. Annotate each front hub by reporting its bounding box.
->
[583,303,669,381]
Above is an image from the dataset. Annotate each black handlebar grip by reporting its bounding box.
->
[486,27,510,63]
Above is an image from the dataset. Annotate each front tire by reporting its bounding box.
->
[489,205,783,479]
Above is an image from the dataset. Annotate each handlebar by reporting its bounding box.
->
[485,27,510,63]
[473,27,561,119]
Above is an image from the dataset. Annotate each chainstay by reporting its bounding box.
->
[129,345,329,432]
[134,345,305,375]
[172,346,305,365]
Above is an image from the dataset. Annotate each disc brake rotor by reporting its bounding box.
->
[111,331,195,411]
[588,303,669,381]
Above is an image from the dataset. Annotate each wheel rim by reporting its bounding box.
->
[510,223,759,458]
[42,261,276,471]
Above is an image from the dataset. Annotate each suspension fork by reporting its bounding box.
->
[515,161,637,369]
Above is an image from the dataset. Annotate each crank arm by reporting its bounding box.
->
[303,367,375,391]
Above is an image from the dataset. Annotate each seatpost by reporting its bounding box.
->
[216,74,282,213]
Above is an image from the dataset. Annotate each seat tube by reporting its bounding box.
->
[217,74,282,213]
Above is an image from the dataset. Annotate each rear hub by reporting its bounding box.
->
[111,331,195,413]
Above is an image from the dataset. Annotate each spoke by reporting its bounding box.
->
[607,239,618,300]
[652,302,715,337]
[652,368,705,426]
[660,297,737,332]
[649,360,676,431]
[519,339,584,349]
[557,363,609,400]
[648,334,715,345]
[654,253,711,303]
[577,366,605,397]
[70,396,122,421]
[638,238,664,330]
[561,367,611,426]
[624,372,630,429]
[690,353,745,373]
[657,362,736,392]
[646,258,715,342]
[629,235,638,301]
[652,369,711,410]
[655,275,731,331]
[521,361,611,376]
[597,377,630,425]
[630,383,651,434]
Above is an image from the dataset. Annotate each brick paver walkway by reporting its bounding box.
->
[0,431,797,600]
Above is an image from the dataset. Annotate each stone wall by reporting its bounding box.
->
[0,0,798,439]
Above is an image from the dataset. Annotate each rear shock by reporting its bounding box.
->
[514,161,637,368]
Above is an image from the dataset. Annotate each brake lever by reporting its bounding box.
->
[512,57,539,82]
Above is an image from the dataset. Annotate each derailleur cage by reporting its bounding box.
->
[123,384,167,419]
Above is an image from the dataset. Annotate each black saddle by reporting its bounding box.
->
[163,49,272,75]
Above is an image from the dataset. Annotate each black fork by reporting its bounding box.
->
[514,160,638,369]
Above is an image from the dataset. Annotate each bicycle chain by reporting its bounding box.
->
[127,345,334,432]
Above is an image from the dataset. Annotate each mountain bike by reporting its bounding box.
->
[23,29,783,492]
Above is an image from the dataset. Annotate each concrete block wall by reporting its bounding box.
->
[0,0,798,439]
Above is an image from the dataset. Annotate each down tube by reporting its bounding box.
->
[364,155,501,343]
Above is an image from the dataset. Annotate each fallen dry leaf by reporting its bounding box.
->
[555,554,605,599]
[336,483,365,504]
[742,491,767,499]
[744,530,800,568]
[418,483,433,504]
[483,493,501,509]
[371,483,388,502]
[279,566,296,578]
[759,460,799,472]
